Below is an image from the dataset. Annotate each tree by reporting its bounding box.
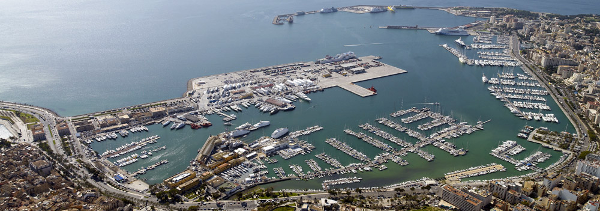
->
[579,151,592,159]
[212,192,221,199]
[355,188,362,194]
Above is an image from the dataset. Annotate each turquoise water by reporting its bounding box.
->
[2,0,589,189]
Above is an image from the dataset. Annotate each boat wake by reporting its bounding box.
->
[344,43,384,47]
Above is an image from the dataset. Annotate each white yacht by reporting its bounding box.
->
[271,128,289,139]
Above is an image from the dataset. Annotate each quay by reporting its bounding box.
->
[315,56,407,97]
[380,25,439,32]
[445,163,506,182]
[188,55,407,103]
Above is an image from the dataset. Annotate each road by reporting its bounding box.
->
[0,102,66,155]
[508,35,590,152]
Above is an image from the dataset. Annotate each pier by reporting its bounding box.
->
[325,138,370,162]
[186,55,408,112]
[101,135,160,159]
[344,129,396,152]
[445,163,506,181]
[315,152,344,168]
[337,83,378,97]
[317,56,407,97]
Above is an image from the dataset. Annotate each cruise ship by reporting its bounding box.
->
[230,129,250,138]
[320,7,338,13]
[271,128,289,139]
[435,27,469,36]
[316,51,356,64]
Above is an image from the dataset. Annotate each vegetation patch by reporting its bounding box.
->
[0,115,14,124]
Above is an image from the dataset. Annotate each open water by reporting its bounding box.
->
[2,0,597,188]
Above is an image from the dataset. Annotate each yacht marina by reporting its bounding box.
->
[131,160,169,177]
[441,37,519,67]
[315,153,344,169]
[325,138,371,162]
[288,125,324,139]
[100,135,160,159]
[490,140,553,171]
[344,129,396,152]
[322,177,362,190]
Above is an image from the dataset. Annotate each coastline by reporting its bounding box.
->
[1,4,593,210]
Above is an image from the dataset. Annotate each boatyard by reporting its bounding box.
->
[188,55,406,106]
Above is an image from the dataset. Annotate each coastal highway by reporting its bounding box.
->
[0,101,65,155]
[509,35,589,152]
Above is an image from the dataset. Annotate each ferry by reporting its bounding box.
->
[435,27,469,36]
